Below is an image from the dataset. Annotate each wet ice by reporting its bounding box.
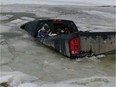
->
[0,4,115,87]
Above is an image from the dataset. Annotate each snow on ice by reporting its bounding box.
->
[0,0,115,6]
[0,71,115,87]
[0,71,38,87]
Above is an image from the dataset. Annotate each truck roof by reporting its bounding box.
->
[32,19,74,23]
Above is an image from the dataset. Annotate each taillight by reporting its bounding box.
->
[70,38,80,55]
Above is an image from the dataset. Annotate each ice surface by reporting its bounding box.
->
[0,25,11,32]
[18,83,86,87]
[10,19,23,24]
[0,75,12,84]
[0,5,115,33]
[0,15,13,20]
[0,4,115,87]
[0,72,115,87]
[84,10,115,19]
[0,0,115,6]
[0,15,9,20]
[0,71,38,87]
[18,83,38,87]
[21,17,34,21]
[9,19,28,26]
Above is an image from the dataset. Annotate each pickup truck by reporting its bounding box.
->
[21,19,116,58]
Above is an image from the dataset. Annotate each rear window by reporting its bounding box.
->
[52,21,78,34]
[38,20,78,35]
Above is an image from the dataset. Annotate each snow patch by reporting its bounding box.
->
[18,83,85,87]
[18,83,38,87]
[96,55,105,58]
[21,34,31,38]
[0,15,13,20]
[0,75,12,84]
[9,19,28,26]
[0,25,11,33]
[0,73,115,87]
[65,76,115,87]
[10,19,24,24]
[0,15,9,20]
[0,71,38,87]
[21,17,35,21]
[84,10,115,19]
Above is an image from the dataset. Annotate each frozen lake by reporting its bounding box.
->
[0,4,115,87]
